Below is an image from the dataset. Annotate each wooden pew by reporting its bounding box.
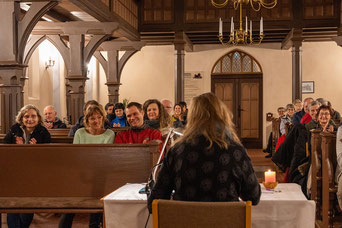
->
[0,143,159,214]
[320,132,338,228]
[310,129,322,221]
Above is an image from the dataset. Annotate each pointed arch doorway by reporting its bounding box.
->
[211,50,263,148]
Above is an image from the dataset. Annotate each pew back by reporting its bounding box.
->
[0,144,159,212]
[310,129,322,220]
[321,132,337,228]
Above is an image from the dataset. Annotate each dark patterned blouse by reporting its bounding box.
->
[147,135,261,212]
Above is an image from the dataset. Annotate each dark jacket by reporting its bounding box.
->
[147,135,261,213]
[272,124,310,195]
[48,117,66,129]
[292,109,305,126]
[4,123,51,144]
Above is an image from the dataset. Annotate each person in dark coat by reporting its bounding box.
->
[148,93,261,213]
[4,104,51,228]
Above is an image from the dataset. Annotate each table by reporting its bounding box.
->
[103,183,315,228]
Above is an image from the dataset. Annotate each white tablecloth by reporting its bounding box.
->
[104,183,315,228]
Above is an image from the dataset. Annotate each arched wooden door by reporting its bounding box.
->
[211,50,263,148]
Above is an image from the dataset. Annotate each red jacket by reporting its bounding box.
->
[300,113,312,124]
[115,128,162,145]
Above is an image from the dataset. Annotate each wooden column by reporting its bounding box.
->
[66,35,86,124]
[0,65,26,134]
[94,41,144,104]
[174,44,185,104]
[292,40,302,101]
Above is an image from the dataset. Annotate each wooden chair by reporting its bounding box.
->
[310,129,322,221]
[152,200,251,228]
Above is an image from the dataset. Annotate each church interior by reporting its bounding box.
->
[1,0,342,227]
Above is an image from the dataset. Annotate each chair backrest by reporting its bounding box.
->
[152,200,251,228]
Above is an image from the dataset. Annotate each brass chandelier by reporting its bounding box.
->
[211,0,277,45]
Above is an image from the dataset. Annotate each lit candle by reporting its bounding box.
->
[230,17,234,34]
[260,17,263,34]
[265,170,276,183]
[246,16,248,33]
[219,18,222,36]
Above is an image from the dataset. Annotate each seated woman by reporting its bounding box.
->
[111,102,127,127]
[171,103,186,128]
[280,104,295,136]
[147,92,261,212]
[60,104,115,228]
[306,105,336,132]
[143,99,171,133]
[4,104,51,228]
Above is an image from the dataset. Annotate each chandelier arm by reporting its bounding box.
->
[249,0,261,11]
[253,0,277,9]
[211,0,229,8]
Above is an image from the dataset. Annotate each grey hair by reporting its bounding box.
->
[43,105,56,112]
[16,104,43,126]
[303,97,314,103]
[307,100,321,110]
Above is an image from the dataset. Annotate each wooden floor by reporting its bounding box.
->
[1,149,277,228]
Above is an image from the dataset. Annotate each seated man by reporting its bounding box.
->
[115,102,162,145]
[43,105,66,129]
[292,97,314,126]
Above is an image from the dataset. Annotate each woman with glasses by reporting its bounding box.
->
[4,104,51,228]
[306,104,336,132]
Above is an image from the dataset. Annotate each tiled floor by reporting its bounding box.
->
[1,149,278,227]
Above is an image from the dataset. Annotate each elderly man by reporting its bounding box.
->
[114,102,162,144]
[43,105,66,129]
[161,99,173,115]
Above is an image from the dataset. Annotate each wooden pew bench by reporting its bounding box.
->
[310,129,322,222]
[0,144,159,214]
[320,132,341,228]
[46,127,131,144]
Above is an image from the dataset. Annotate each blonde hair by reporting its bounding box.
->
[16,104,43,126]
[83,104,106,129]
[178,92,240,149]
